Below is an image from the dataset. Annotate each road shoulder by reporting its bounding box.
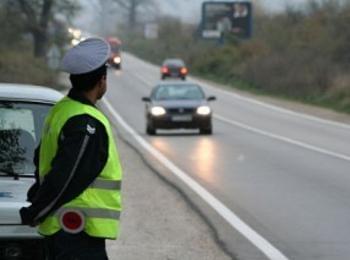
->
[106,128,232,260]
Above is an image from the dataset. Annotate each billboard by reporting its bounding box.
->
[201,1,252,39]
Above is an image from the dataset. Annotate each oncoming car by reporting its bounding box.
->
[161,59,188,80]
[106,37,122,70]
[142,82,216,135]
[0,84,62,260]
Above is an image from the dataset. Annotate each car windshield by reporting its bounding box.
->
[153,84,205,100]
[0,101,52,176]
[111,45,120,53]
[164,59,185,67]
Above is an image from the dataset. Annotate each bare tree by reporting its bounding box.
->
[5,0,79,57]
[113,0,154,30]
[18,0,54,57]
[88,0,120,36]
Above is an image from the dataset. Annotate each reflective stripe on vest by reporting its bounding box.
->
[89,179,122,190]
[39,177,122,190]
[56,207,121,219]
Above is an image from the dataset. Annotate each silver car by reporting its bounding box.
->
[142,82,216,135]
[0,84,62,260]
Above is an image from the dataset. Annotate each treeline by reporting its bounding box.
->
[0,1,78,88]
[126,1,350,113]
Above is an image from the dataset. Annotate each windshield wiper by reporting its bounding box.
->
[0,169,33,180]
[0,169,19,180]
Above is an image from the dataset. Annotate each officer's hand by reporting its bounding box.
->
[26,182,39,203]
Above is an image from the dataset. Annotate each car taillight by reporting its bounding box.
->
[59,210,85,234]
[180,67,188,74]
[161,66,169,73]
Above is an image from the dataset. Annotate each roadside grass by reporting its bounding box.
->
[195,70,350,114]
[0,49,64,90]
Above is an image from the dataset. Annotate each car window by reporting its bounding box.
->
[153,84,204,100]
[111,45,120,53]
[0,101,52,176]
[164,59,185,67]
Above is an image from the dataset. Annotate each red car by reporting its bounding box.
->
[106,37,122,70]
[161,59,188,80]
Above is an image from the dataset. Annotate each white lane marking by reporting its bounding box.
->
[103,98,289,260]
[215,114,350,162]
[130,68,156,87]
[125,64,350,161]
[121,68,350,162]
[125,52,350,130]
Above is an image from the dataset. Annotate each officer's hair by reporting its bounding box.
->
[70,64,107,91]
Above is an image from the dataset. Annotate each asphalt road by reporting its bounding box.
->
[103,53,350,260]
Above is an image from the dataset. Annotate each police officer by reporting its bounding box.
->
[20,38,123,260]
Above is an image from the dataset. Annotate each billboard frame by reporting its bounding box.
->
[201,1,253,40]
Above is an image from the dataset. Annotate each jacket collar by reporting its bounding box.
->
[67,89,95,107]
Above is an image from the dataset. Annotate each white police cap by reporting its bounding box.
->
[61,37,111,75]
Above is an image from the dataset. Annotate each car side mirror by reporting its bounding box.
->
[142,97,151,102]
[207,96,216,101]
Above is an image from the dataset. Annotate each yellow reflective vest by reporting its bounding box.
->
[38,96,122,239]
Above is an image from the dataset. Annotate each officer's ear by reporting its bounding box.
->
[99,75,106,86]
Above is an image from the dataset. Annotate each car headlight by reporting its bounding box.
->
[71,39,80,46]
[113,56,121,64]
[196,106,211,115]
[151,106,166,116]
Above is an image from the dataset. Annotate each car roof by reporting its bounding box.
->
[156,81,201,87]
[0,83,63,103]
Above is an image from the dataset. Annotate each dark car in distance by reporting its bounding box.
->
[161,59,188,80]
[106,37,122,70]
[142,82,216,135]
